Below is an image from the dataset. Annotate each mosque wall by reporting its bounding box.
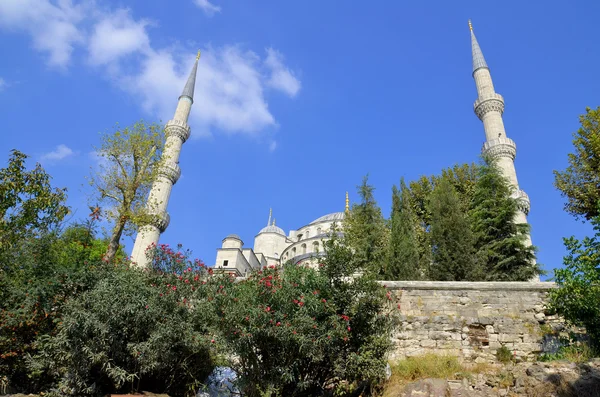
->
[215,249,251,275]
[384,281,561,362]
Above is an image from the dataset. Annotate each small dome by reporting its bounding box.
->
[309,212,345,225]
[258,224,286,236]
[224,234,242,240]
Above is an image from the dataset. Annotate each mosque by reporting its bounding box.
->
[131,22,534,278]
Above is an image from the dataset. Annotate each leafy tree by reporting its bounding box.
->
[343,175,388,275]
[429,177,479,281]
[32,245,218,397]
[215,232,393,396]
[88,121,165,263]
[470,157,538,280]
[554,106,600,221]
[0,150,68,264]
[386,179,419,280]
[549,209,600,351]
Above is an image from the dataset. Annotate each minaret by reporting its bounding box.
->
[469,21,533,250]
[345,192,350,213]
[131,51,200,267]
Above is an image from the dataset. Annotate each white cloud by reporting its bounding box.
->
[41,144,75,161]
[193,0,221,16]
[88,9,151,66]
[269,141,277,152]
[0,78,6,91]
[264,48,301,97]
[0,0,85,67]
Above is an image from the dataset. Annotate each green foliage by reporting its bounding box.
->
[32,245,218,397]
[429,178,480,281]
[344,175,389,276]
[470,157,538,281]
[538,341,595,363]
[554,106,600,221]
[215,232,394,396]
[386,179,419,280]
[549,211,600,350]
[390,354,465,382]
[495,345,514,364]
[88,121,165,262]
[0,150,68,263]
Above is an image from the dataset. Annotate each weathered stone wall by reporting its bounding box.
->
[383,281,558,362]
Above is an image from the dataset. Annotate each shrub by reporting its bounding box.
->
[214,233,394,396]
[495,345,514,364]
[31,244,219,397]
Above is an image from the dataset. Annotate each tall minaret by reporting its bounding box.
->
[469,21,533,249]
[131,51,200,267]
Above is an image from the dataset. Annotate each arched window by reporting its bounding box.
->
[301,244,307,255]
[292,247,296,256]
[313,241,319,253]
[297,234,303,241]
[317,227,322,235]
[305,230,310,239]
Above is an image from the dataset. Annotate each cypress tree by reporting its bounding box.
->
[386,179,419,280]
[470,156,539,281]
[429,177,480,281]
[343,175,388,275]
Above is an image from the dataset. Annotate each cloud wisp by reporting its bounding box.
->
[264,48,301,98]
[41,144,76,162]
[193,0,221,16]
[0,78,6,91]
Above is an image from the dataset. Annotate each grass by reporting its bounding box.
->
[495,345,514,364]
[539,341,596,363]
[378,354,494,397]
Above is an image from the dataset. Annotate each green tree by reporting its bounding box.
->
[470,157,538,280]
[0,150,68,264]
[343,176,388,275]
[554,106,600,221]
[429,177,479,281]
[386,179,419,280]
[88,121,165,263]
[549,209,600,351]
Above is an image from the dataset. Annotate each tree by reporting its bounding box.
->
[0,150,68,264]
[470,157,538,281]
[88,121,165,263]
[429,177,480,281]
[549,208,600,351]
[386,179,419,280]
[554,106,600,221]
[343,176,388,275]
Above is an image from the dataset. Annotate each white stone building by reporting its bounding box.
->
[214,207,347,277]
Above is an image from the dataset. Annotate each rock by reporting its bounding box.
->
[401,378,448,397]
[525,363,548,382]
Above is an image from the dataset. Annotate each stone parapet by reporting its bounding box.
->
[474,93,505,120]
[481,137,516,160]
[159,161,181,184]
[511,189,531,215]
[383,281,560,362]
[165,119,191,143]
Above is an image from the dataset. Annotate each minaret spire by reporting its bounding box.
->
[131,51,200,267]
[267,208,272,226]
[345,192,349,213]
[468,22,536,279]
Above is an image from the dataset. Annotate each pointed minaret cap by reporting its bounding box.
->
[267,208,272,226]
[469,20,488,75]
[179,50,200,103]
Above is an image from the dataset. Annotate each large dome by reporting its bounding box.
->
[258,224,286,236]
[309,212,345,225]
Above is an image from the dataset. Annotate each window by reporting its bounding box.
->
[313,241,319,253]
[317,227,322,235]
[305,230,310,238]
[297,234,303,241]
[301,244,307,255]
[292,247,296,256]
[223,260,229,267]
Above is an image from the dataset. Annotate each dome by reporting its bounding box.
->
[309,212,345,225]
[224,234,242,240]
[258,224,286,236]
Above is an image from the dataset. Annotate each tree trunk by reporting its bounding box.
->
[104,216,127,263]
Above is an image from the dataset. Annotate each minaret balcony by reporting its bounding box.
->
[149,211,171,233]
[482,137,516,160]
[165,119,191,143]
[159,161,181,184]
[511,189,531,215]
[474,93,505,120]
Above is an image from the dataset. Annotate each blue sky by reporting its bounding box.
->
[1,0,599,279]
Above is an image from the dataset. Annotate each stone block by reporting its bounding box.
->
[420,339,436,347]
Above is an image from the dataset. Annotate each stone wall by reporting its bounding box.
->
[383,281,558,362]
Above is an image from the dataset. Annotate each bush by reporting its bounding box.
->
[549,211,600,351]
[31,244,219,397]
[214,233,394,396]
[495,345,514,364]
